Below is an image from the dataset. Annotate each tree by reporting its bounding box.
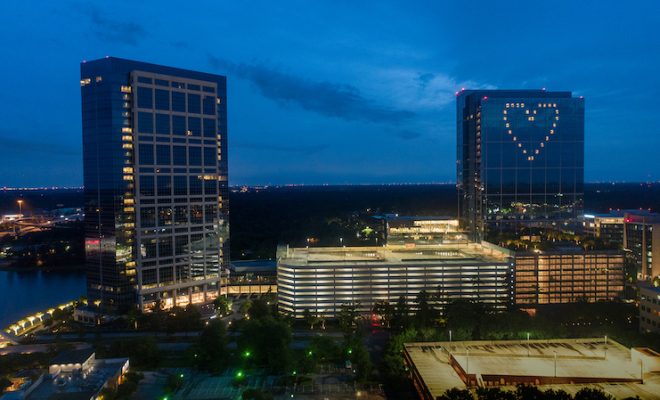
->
[438,388,474,400]
[242,388,274,400]
[195,319,228,373]
[391,296,410,331]
[239,300,253,316]
[381,328,418,384]
[543,389,572,400]
[338,303,359,334]
[309,336,340,362]
[303,309,319,330]
[476,387,515,400]
[104,336,161,369]
[373,301,393,328]
[574,388,614,400]
[348,338,372,383]
[165,305,203,332]
[214,296,232,316]
[515,385,545,400]
[238,317,292,373]
[248,298,271,320]
[415,290,437,329]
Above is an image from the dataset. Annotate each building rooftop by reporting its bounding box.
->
[278,243,511,266]
[404,338,660,400]
[27,357,128,400]
[49,349,94,366]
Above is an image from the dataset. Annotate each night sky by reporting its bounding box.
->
[1,1,659,187]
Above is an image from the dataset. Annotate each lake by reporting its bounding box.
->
[0,269,86,328]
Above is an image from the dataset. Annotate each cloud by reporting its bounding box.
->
[82,6,146,46]
[367,69,496,111]
[208,56,415,125]
[233,141,328,156]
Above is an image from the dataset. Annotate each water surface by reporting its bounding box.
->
[0,269,86,327]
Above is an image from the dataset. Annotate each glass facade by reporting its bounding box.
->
[81,57,228,312]
[457,90,584,240]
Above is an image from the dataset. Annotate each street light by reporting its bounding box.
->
[17,199,23,215]
[340,237,344,247]
[526,332,530,356]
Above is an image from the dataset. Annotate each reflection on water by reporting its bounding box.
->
[0,270,86,327]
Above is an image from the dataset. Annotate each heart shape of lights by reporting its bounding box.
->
[502,102,560,161]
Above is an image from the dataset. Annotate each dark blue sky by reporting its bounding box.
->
[1,1,659,186]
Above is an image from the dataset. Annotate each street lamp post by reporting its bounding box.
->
[340,237,343,247]
[554,351,557,378]
[527,332,530,357]
[466,348,469,374]
[17,199,23,215]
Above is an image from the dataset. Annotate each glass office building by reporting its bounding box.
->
[81,57,228,312]
[457,90,584,240]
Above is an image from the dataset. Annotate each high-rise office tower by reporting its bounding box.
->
[81,57,229,312]
[457,90,584,240]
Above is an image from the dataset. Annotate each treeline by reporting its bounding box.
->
[438,385,640,400]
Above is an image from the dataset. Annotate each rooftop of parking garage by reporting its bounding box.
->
[277,242,511,266]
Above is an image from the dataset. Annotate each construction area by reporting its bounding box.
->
[404,338,660,399]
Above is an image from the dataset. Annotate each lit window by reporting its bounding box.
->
[80,78,91,87]
[96,76,103,83]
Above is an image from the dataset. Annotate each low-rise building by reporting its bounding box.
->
[404,338,660,399]
[513,248,625,305]
[582,211,626,245]
[5,349,130,400]
[277,242,513,318]
[379,215,468,246]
